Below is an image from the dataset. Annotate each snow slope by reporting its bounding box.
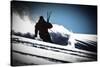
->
[11,35,97,65]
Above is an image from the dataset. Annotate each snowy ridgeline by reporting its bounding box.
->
[11,35,97,66]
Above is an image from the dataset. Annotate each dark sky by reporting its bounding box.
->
[11,1,97,34]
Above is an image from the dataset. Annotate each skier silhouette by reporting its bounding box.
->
[34,16,53,43]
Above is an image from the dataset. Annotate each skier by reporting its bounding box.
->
[34,16,53,43]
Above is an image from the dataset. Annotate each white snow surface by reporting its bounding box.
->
[12,35,96,65]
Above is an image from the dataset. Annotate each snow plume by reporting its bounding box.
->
[48,24,71,45]
[49,24,71,35]
[12,12,37,34]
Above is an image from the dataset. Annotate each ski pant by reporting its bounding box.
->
[39,32,52,43]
